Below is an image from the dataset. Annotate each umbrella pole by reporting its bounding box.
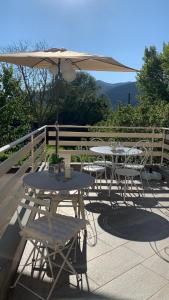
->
[55,59,61,155]
[55,110,59,155]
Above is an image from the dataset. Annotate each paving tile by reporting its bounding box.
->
[148,283,169,299]
[87,238,112,262]
[142,247,169,280]
[98,231,128,248]
[96,264,167,300]
[87,245,144,286]
[70,273,100,292]
[125,237,169,259]
[93,219,106,235]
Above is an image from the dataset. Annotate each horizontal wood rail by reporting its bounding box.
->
[46,125,165,165]
[49,130,163,139]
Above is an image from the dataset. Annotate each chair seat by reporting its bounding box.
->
[115,168,140,177]
[94,160,112,166]
[83,164,105,173]
[124,163,144,170]
[20,214,87,247]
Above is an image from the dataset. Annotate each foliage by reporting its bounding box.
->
[3,42,57,127]
[47,72,110,125]
[48,153,64,165]
[0,152,8,162]
[99,43,169,128]
[137,46,169,102]
[0,64,31,147]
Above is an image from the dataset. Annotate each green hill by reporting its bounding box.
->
[97,80,138,110]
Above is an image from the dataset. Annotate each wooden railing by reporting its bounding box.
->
[0,125,46,235]
[1,123,169,229]
[0,126,47,299]
[47,125,167,165]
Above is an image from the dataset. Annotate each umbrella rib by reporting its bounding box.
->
[18,55,137,72]
[65,58,82,70]
[92,57,137,71]
[65,57,137,71]
[31,57,58,68]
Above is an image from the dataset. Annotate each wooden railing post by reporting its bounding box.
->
[150,127,154,165]
[44,127,47,163]
[31,134,35,172]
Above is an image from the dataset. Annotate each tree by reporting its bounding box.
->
[58,72,110,125]
[137,46,169,103]
[0,64,31,146]
[3,41,57,127]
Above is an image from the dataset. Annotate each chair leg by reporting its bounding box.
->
[11,243,36,288]
[109,167,115,197]
[12,236,80,300]
[47,237,79,300]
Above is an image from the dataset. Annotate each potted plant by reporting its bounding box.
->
[48,154,64,173]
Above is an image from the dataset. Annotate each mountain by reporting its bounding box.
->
[97,80,138,110]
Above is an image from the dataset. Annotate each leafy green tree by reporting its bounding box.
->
[137,46,169,103]
[58,72,110,125]
[0,64,31,146]
[162,43,169,94]
[100,44,169,128]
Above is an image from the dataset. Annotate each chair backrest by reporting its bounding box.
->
[79,138,106,170]
[124,140,150,168]
[91,137,106,147]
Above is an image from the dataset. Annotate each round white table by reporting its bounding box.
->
[90,146,142,157]
[23,170,95,191]
[23,171,95,219]
[90,146,143,195]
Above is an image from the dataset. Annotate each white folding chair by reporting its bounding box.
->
[91,138,113,178]
[79,141,105,190]
[114,141,150,203]
[12,195,87,300]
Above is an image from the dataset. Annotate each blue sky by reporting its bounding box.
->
[0,0,169,83]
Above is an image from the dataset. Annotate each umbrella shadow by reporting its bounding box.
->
[98,206,169,242]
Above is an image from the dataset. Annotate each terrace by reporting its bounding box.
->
[1,125,169,300]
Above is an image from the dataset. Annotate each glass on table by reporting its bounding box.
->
[64,167,73,179]
[110,141,117,151]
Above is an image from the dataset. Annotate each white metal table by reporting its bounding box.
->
[90,146,142,157]
[90,146,143,195]
[23,170,95,219]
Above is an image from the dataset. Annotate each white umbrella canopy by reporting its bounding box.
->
[0,47,138,73]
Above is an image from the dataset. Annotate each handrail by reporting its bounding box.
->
[47,124,164,130]
[0,125,47,154]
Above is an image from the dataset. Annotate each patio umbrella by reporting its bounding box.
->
[0,48,138,153]
[0,48,138,72]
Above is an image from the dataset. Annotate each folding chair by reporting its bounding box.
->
[12,196,87,300]
[114,141,149,203]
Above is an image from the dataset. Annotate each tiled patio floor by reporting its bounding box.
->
[7,177,169,300]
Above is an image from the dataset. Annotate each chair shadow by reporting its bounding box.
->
[132,197,159,208]
[98,206,169,242]
[85,202,111,214]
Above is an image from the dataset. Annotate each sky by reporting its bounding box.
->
[0,0,169,83]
